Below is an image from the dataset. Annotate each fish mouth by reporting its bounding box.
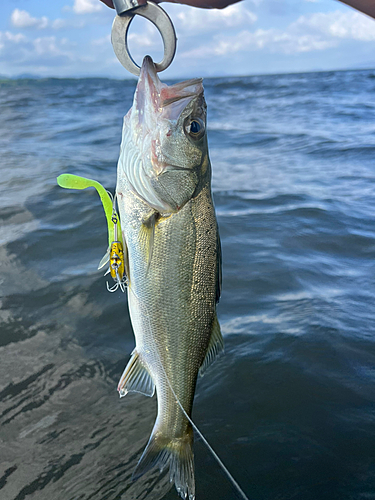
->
[135,56,204,120]
[141,55,158,80]
[134,56,162,115]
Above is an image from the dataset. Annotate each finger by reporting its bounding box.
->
[161,0,241,8]
[339,0,375,19]
[100,0,241,8]
[100,0,115,8]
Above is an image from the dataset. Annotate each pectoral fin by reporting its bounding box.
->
[199,314,224,377]
[118,350,155,398]
[140,211,159,273]
[98,246,110,270]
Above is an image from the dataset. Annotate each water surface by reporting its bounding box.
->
[1,69,375,500]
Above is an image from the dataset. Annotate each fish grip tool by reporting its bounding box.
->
[111,0,177,76]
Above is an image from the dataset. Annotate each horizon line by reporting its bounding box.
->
[1,66,374,82]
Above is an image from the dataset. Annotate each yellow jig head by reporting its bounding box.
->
[106,199,127,293]
[57,173,127,293]
[110,242,125,281]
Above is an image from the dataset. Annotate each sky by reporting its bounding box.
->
[0,0,374,78]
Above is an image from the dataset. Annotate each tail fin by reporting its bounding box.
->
[133,425,195,500]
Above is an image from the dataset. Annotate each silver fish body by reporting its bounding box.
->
[116,57,223,500]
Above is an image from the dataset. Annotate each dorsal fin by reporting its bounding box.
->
[216,228,222,304]
[199,314,224,377]
[118,350,155,398]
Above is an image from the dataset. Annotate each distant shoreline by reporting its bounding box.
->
[1,66,375,83]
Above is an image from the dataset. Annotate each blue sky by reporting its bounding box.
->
[1,0,374,78]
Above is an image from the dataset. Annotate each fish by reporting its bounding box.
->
[116,55,223,500]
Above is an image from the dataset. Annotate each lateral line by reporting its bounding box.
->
[133,288,250,500]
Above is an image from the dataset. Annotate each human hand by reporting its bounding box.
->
[100,0,242,10]
[100,0,375,17]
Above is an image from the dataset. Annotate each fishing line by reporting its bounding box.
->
[159,360,250,500]
[129,288,250,500]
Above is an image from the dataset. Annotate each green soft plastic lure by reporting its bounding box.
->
[57,173,126,292]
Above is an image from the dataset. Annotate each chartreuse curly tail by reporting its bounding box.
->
[57,174,127,293]
[57,173,122,248]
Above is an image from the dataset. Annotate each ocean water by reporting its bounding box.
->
[1,69,375,500]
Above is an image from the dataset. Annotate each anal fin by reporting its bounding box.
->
[118,350,155,398]
[199,314,224,377]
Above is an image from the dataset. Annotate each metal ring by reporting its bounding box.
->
[111,2,177,76]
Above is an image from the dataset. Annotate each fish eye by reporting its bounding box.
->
[184,117,205,140]
[190,120,201,134]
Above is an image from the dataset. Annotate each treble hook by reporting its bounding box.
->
[104,191,127,293]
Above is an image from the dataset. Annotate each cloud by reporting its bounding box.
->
[10,9,68,30]
[182,29,333,59]
[52,19,68,29]
[173,3,257,34]
[292,10,375,42]
[91,34,111,46]
[0,31,78,73]
[33,36,73,58]
[11,9,49,29]
[0,31,27,51]
[127,32,155,47]
[181,8,375,59]
[72,0,103,14]
[0,31,26,44]
[223,29,333,55]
